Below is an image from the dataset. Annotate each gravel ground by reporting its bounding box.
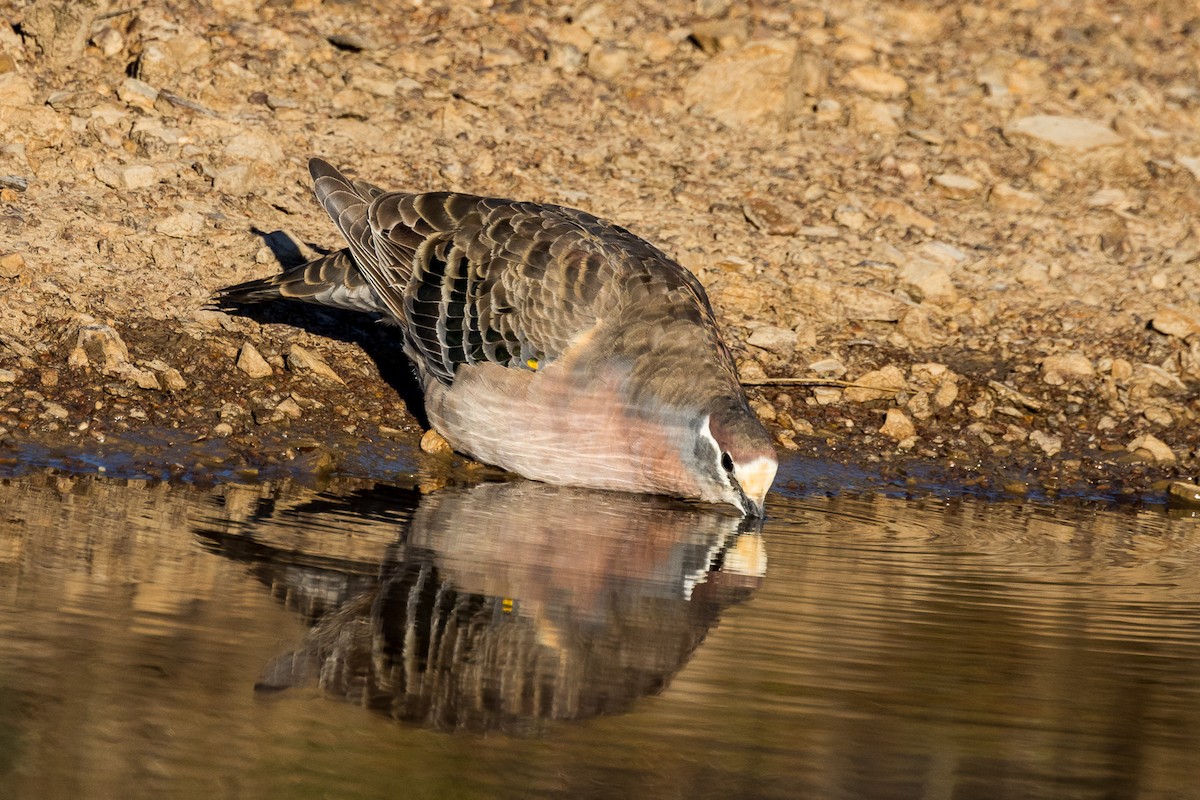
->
[1,0,1199,502]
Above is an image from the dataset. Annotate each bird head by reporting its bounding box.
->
[692,399,778,517]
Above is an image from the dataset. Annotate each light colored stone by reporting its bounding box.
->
[287,344,345,384]
[932,378,959,409]
[1029,430,1062,456]
[0,368,16,383]
[989,182,1044,211]
[117,77,158,111]
[160,367,187,391]
[138,35,213,84]
[1005,115,1123,151]
[1177,155,1200,181]
[747,325,798,354]
[932,173,982,198]
[833,204,868,231]
[225,130,284,164]
[808,358,846,377]
[849,98,900,136]
[1041,353,1095,382]
[75,323,130,376]
[0,73,34,106]
[743,196,802,235]
[586,44,632,80]
[1151,307,1200,339]
[684,39,801,129]
[274,396,303,419]
[236,342,273,378]
[899,258,956,303]
[1126,434,1175,464]
[125,367,161,391]
[845,365,907,402]
[155,211,205,238]
[421,427,454,455]
[0,252,24,279]
[843,65,907,97]
[879,408,916,440]
[872,199,936,233]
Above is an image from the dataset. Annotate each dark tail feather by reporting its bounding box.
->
[309,158,377,270]
[212,249,385,314]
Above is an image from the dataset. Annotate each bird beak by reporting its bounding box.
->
[733,456,777,517]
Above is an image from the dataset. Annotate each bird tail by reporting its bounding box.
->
[309,157,381,272]
[212,249,386,314]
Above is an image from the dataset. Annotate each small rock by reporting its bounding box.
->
[932,173,982,198]
[160,367,187,392]
[1029,430,1062,456]
[0,73,34,107]
[747,325,797,354]
[117,77,158,111]
[898,306,936,345]
[1041,353,1095,383]
[843,65,908,97]
[832,204,868,231]
[1126,434,1176,464]
[421,428,454,455]
[807,358,847,377]
[44,402,69,420]
[0,368,16,383]
[850,98,900,136]
[1144,407,1173,426]
[932,378,959,409]
[1150,307,1200,339]
[213,164,256,195]
[1167,481,1200,508]
[879,408,916,441]
[92,26,124,57]
[1005,115,1123,151]
[844,365,906,402]
[684,39,803,129]
[236,342,273,379]
[743,196,802,235]
[274,396,303,420]
[225,130,284,164]
[126,367,161,391]
[287,344,345,384]
[872,198,936,233]
[0,252,25,279]
[1176,155,1200,181]
[689,19,750,55]
[586,44,632,80]
[988,182,1044,211]
[213,422,234,437]
[138,35,213,84]
[1109,358,1134,380]
[899,258,956,303]
[155,211,205,239]
[75,323,130,376]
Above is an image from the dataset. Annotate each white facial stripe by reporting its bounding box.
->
[733,456,777,507]
[697,414,731,487]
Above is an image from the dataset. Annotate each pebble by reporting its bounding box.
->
[1126,434,1175,464]
[743,196,802,235]
[684,39,801,128]
[988,182,1044,211]
[843,65,908,97]
[844,365,906,403]
[899,258,956,303]
[689,19,749,55]
[747,326,798,354]
[154,212,205,239]
[420,428,454,455]
[1029,430,1063,456]
[932,173,982,198]
[236,342,273,379]
[0,73,34,106]
[74,323,130,377]
[138,36,213,84]
[1041,353,1095,383]
[1167,481,1200,508]
[879,408,916,441]
[850,98,900,136]
[0,252,25,279]
[872,199,936,233]
[287,344,345,385]
[1150,307,1200,339]
[0,368,15,383]
[1005,115,1123,151]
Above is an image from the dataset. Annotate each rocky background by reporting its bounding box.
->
[0,0,1199,501]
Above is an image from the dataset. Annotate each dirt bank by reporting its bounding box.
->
[1,0,1199,502]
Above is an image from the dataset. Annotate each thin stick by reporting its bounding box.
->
[740,377,901,392]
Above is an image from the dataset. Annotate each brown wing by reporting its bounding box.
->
[308,158,733,387]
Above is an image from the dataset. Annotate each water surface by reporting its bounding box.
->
[1,471,1198,799]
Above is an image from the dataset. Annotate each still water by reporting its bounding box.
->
[0,468,1198,799]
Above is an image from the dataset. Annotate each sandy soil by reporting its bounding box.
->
[1,0,1199,502]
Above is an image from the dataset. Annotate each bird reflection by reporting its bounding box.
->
[198,480,765,734]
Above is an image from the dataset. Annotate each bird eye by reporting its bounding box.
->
[720,452,734,472]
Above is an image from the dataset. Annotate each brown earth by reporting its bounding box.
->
[1,0,1199,503]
